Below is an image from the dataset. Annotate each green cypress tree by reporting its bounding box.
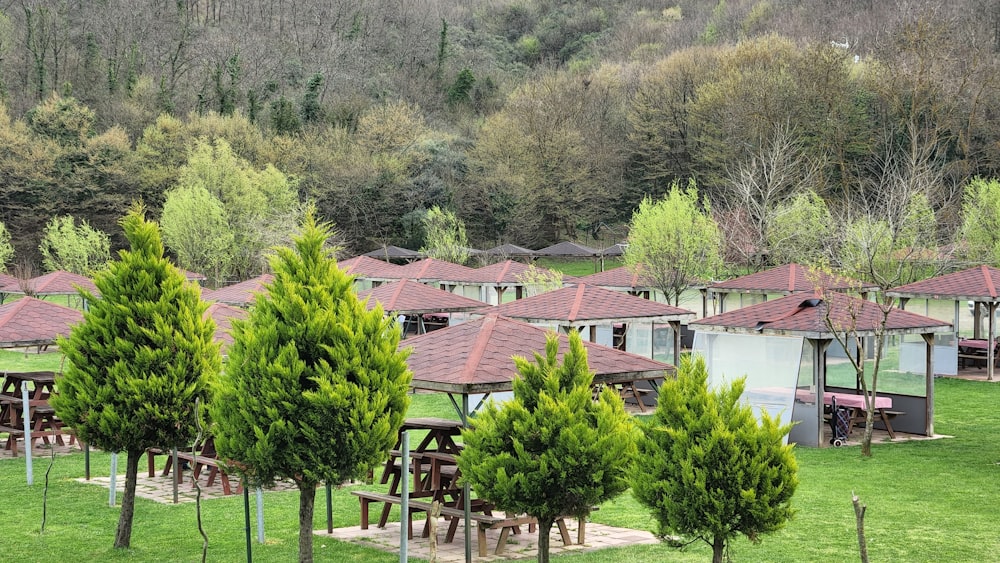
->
[210,209,411,563]
[632,356,799,563]
[458,330,637,563]
[52,204,220,549]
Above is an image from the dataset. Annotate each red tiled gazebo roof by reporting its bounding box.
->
[203,302,247,352]
[7,270,98,296]
[389,258,479,283]
[691,291,951,338]
[337,255,406,279]
[887,265,1000,301]
[487,284,693,325]
[0,272,18,292]
[358,279,487,314]
[202,274,274,307]
[574,266,654,291]
[709,263,878,295]
[402,313,674,393]
[0,297,83,347]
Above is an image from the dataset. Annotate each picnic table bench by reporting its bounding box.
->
[147,438,240,495]
[352,490,580,557]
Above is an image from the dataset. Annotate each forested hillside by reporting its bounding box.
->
[0,0,998,272]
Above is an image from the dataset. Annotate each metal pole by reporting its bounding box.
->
[21,381,33,486]
[326,483,333,534]
[400,430,409,563]
[84,444,91,480]
[244,483,253,563]
[109,453,118,506]
[172,448,179,504]
[462,394,471,563]
[256,488,265,544]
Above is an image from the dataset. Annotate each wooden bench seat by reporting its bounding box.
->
[146,441,240,495]
[352,490,580,557]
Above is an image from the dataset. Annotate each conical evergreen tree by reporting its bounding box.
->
[53,204,220,549]
[211,209,411,563]
[632,356,799,563]
[458,331,637,563]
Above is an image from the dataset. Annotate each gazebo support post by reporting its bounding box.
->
[974,302,983,339]
[700,288,708,318]
[921,333,936,436]
[669,321,682,367]
[461,393,472,563]
[811,339,832,448]
[989,303,996,382]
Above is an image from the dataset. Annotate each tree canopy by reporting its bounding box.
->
[52,205,220,548]
[632,356,798,563]
[210,210,411,563]
[624,181,722,305]
[38,215,111,275]
[458,330,637,563]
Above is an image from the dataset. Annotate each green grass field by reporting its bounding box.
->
[4,359,1000,561]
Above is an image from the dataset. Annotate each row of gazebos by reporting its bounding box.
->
[4,262,1000,447]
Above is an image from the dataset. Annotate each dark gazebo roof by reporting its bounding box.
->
[533,241,599,257]
[887,265,1000,301]
[0,297,83,347]
[691,291,951,338]
[458,260,574,286]
[179,269,207,282]
[482,244,536,258]
[403,313,674,393]
[7,270,98,296]
[708,263,878,295]
[487,284,693,326]
[203,302,247,352]
[358,279,487,315]
[599,243,628,257]
[202,274,274,307]
[362,245,424,261]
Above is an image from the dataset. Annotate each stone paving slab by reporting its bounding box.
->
[319,517,659,561]
[0,433,81,460]
[79,469,295,504]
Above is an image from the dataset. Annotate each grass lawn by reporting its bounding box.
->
[3,373,1000,561]
[535,258,604,279]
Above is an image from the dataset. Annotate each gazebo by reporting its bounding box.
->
[404,313,675,416]
[0,272,18,304]
[0,297,82,348]
[481,244,536,261]
[689,291,951,447]
[486,283,694,365]
[5,270,99,307]
[887,265,1000,380]
[574,266,656,300]
[706,263,879,314]
[388,259,483,300]
[202,274,274,307]
[533,241,599,258]
[337,255,406,290]
[357,279,487,336]
[457,260,573,305]
[362,245,424,263]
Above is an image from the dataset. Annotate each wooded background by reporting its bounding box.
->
[0,0,997,268]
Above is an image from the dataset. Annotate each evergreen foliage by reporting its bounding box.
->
[624,180,722,305]
[52,204,220,549]
[632,356,798,563]
[38,215,111,275]
[210,210,411,563]
[458,331,637,563]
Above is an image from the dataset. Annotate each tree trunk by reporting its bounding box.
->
[536,517,553,563]
[712,535,725,563]
[298,481,317,563]
[862,410,875,457]
[113,450,141,548]
[853,492,869,563]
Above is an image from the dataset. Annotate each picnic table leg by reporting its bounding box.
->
[477,523,488,557]
[359,497,370,530]
[556,518,572,546]
[496,526,512,555]
[577,516,586,545]
[878,409,897,440]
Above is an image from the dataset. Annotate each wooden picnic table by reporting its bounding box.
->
[594,373,663,413]
[795,389,897,440]
[0,371,72,455]
[958,338,1000,368]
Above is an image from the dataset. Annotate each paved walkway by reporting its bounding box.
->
[0,433,81,460]
[79,465,294,504]
[320,517,659,561]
